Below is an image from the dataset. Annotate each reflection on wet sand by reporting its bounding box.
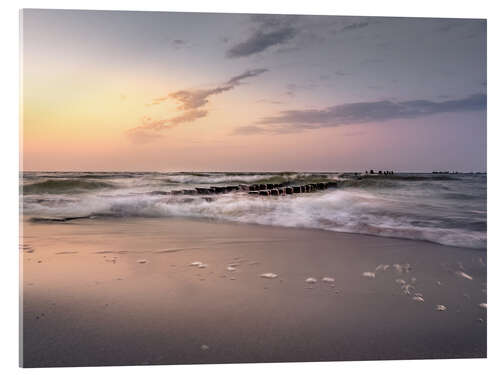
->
[22,217,486,367]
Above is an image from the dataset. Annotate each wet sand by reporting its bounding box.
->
[21,217,487,367]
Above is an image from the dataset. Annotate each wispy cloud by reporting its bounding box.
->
[126,110,208,142]
[341,21,371,32]
[168,68,268,110]
[226,15,299,58]
[233,93,486,134]
[169,39,192,50]
[137,110,209,131]
[227,28,298,58]
[127,69,268,141]
[126,128,165,144]
[226,68,269,85]
[226,15,380,59]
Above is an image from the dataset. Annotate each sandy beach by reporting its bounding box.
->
[18,8,488,370]
[21,217,487,367]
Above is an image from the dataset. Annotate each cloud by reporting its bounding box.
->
[136,110,209,132]
[283,82,318,97]
[332,17,379,35]
[127,69,268,141]
[226,27,298,58]
[226,15,300,58]
[341,21,370,32]
[148,96,168,106]
[170,39,191,50]
[168,87,231,111]
[169,68,268,110]
[234,93,486,134]
[126,129,164,144]
[126,110,208,143]
[233,125,266,135]
[257,99,283,105]
[226,15,380,59]
[226,68,268,85]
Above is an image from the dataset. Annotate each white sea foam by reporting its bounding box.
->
[22,172,487,249]
[260,273,278,279]
[456,271,474,280]
[160,173,285,184]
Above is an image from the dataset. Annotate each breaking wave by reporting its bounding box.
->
[21,172,486,249]
[22,179,115,194]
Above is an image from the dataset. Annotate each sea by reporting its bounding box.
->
[20,171,487,249]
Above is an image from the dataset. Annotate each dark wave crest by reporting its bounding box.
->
[23,179,115,194]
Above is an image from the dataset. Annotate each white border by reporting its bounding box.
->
[2,1,497,374]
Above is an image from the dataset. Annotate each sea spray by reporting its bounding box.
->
[22,172,486,249]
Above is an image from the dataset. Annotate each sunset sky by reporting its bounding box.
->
[21,9,486,172]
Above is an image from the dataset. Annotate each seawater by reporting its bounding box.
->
[20,172,487,249]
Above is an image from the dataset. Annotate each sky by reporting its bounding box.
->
[21,9,487,172]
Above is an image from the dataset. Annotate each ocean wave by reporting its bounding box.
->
[23,172,141,179]
[22,179,115,194]
[339,173,462,181]
[337,178,401,189]
[160,174,283,184]
[159,173,338,186]
[24,189,486,249]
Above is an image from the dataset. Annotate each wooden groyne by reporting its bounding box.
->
[247,181,337,196]
[150,181,338,197]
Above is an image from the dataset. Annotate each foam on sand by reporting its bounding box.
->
[322,277,335,283]
[456,271,473,280]
[401,284,414,295]
[412,295,425,303]
[362,272,375,279]
[260,273,278,279]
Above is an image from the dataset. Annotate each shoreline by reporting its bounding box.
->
[21,217,487,367]
[24,215,487,252]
